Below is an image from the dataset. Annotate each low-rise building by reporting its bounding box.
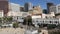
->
[13,16,24,23]
[42,12,55,18]
[0,10,4,17]
[50,4,60,14]
[32,15,60,25]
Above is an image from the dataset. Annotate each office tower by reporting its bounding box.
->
[47,3,54,13]
[43,9,48,14]
[0,0,8,16]
[56,4,60,14]
[24,2,33,12]
[50,6,56,14]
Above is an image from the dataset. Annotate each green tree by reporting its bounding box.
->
[23,16,32,26]
[3,17,12,23]
[13,22,19,28]
[27,16,32,26]
[47,24,56,29]
[7,17,12,21]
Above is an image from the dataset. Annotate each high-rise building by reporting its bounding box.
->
[50,4,60,14]
[43,9,48,14]
[0,0,8,16]
[24,2,33,12]
[50,6,56,14]
[47,3,54,13]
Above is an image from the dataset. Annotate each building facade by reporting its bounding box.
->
[13,16,24,23]
[42,12,55,18]
[50,4,60,14]
[32,5,42,15]
[24,2,33,12]
[50,6,56,14]
[0,10,4,17]
[47,3,54,13]
[32,17,60,25]
[0,0,9,16]
[9,3,20,12]
[7,3,21,16]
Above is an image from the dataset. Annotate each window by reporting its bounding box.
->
[36,21,38,22]
[55,21,58,23]
[50,21,52,23]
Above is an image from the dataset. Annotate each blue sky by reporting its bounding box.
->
[9,0,60,9]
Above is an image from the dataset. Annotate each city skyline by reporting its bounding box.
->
[9,0,60,9]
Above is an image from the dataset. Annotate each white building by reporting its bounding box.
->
[13,16,24,23]
[42,12,55,18]
[32,15,60,26]
[9,3,20,12]
[7,11,22,16]
[7,3,21,16]
[0,10,4,17]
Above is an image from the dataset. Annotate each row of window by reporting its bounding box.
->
[32,20,59,24]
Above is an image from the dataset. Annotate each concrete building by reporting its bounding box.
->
[32,5,42,15]
[0,10,4,17]
[32,16,60,26]
[13,16,24,23]
[42,12,55,18]
[0,0,9,16]
[47,3,54,13]
[56,4,60,14]
[7,3,21,16]
[50,6,56,14]
[9,3,20,12]
[7,11,22,16]
[50,4,60,14]
[50,4,60,18]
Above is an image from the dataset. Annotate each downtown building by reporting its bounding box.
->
[7,3,25,23]
[47,3,54,14]
[50,4,60,14]
[0,0,9,16]
[24,2,33,12]
[7,3,30,23]
[50,4,60,18]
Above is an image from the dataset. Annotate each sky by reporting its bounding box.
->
[9,0,60,9]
